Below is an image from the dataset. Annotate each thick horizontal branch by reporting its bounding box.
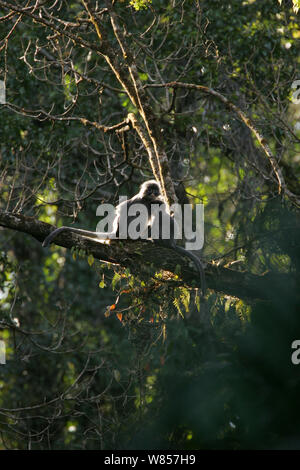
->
[0,210,297,302]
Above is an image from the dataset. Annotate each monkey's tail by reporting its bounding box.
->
[43,227,68,247]
[174,245,206,296]
[42,226,98,247]
[43,226,113,247]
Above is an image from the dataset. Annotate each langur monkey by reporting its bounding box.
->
[42,180,206,295]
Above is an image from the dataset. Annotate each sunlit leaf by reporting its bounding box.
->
[116,313,123,322]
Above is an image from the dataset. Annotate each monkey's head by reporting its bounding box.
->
[139,180,161,201]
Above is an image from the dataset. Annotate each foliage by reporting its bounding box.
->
[0,0,299,450]
[130,0,152,11]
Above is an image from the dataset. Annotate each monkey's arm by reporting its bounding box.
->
[42,226,113,247]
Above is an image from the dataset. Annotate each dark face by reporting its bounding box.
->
[145,183,160,199]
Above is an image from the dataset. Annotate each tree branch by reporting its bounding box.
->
[0,210,296,302]
[145,81,300,207]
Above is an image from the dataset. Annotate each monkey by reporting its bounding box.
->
[42,180,206,295]
[42,180,162,246]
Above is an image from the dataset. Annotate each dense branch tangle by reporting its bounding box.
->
[81,0,176,206]
[0,0,177,206]
[144,81,300,208]
[1,0,294,207]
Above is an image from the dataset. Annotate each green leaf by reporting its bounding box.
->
[173,297,184,318]
[87,254,94,267]
[113,369,121,382]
